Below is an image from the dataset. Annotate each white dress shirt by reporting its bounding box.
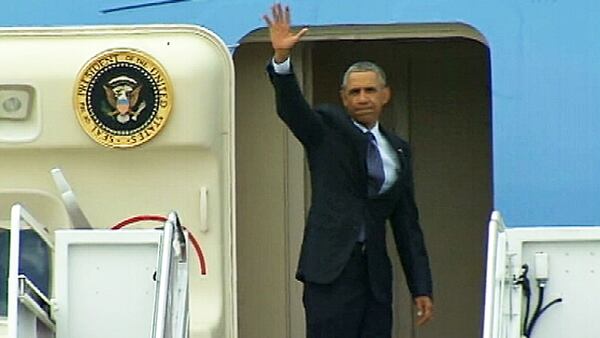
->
[272,57,292,74]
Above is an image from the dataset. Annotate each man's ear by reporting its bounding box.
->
[339,89,348,108]
[382,86,391,105]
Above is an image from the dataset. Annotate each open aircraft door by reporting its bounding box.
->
[0,25,236,338]
[483,212,600,338]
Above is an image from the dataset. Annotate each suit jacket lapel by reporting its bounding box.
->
[325,107,369,192]
[316,104,370,194]
[342,115,369,192]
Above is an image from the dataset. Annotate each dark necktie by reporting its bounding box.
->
[366,131,385,198]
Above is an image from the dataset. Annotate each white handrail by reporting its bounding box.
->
[482,210,507,338]
[152,211,189,338]
[7,204,55,338]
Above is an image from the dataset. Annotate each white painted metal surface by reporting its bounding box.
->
[54,229,161,338]
[0,25,236,338]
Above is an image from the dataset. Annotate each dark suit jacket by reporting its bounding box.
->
[267,63,432,303]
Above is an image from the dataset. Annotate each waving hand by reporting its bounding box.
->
[263,4,308,63]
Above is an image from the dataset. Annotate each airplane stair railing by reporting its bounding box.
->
[151,212,190,338]
[482,211,600,338]
[4,204,193,338]
[5,204,55,338]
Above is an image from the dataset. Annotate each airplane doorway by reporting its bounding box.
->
[235,27,492,338]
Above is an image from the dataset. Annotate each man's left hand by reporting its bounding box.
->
[414,296,434,326]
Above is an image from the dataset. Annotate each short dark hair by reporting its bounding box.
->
[341,61,387,88]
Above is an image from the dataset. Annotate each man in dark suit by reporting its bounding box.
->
[264,4,434,337]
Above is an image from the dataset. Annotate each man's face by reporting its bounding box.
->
[340,71,390,129]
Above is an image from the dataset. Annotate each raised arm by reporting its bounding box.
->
[264,4,323,148]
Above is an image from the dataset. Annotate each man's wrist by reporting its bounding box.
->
[274,49,290,63]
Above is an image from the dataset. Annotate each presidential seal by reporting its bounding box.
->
[74,48,173,148]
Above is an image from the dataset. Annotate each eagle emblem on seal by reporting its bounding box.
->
[103,76,146,124]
